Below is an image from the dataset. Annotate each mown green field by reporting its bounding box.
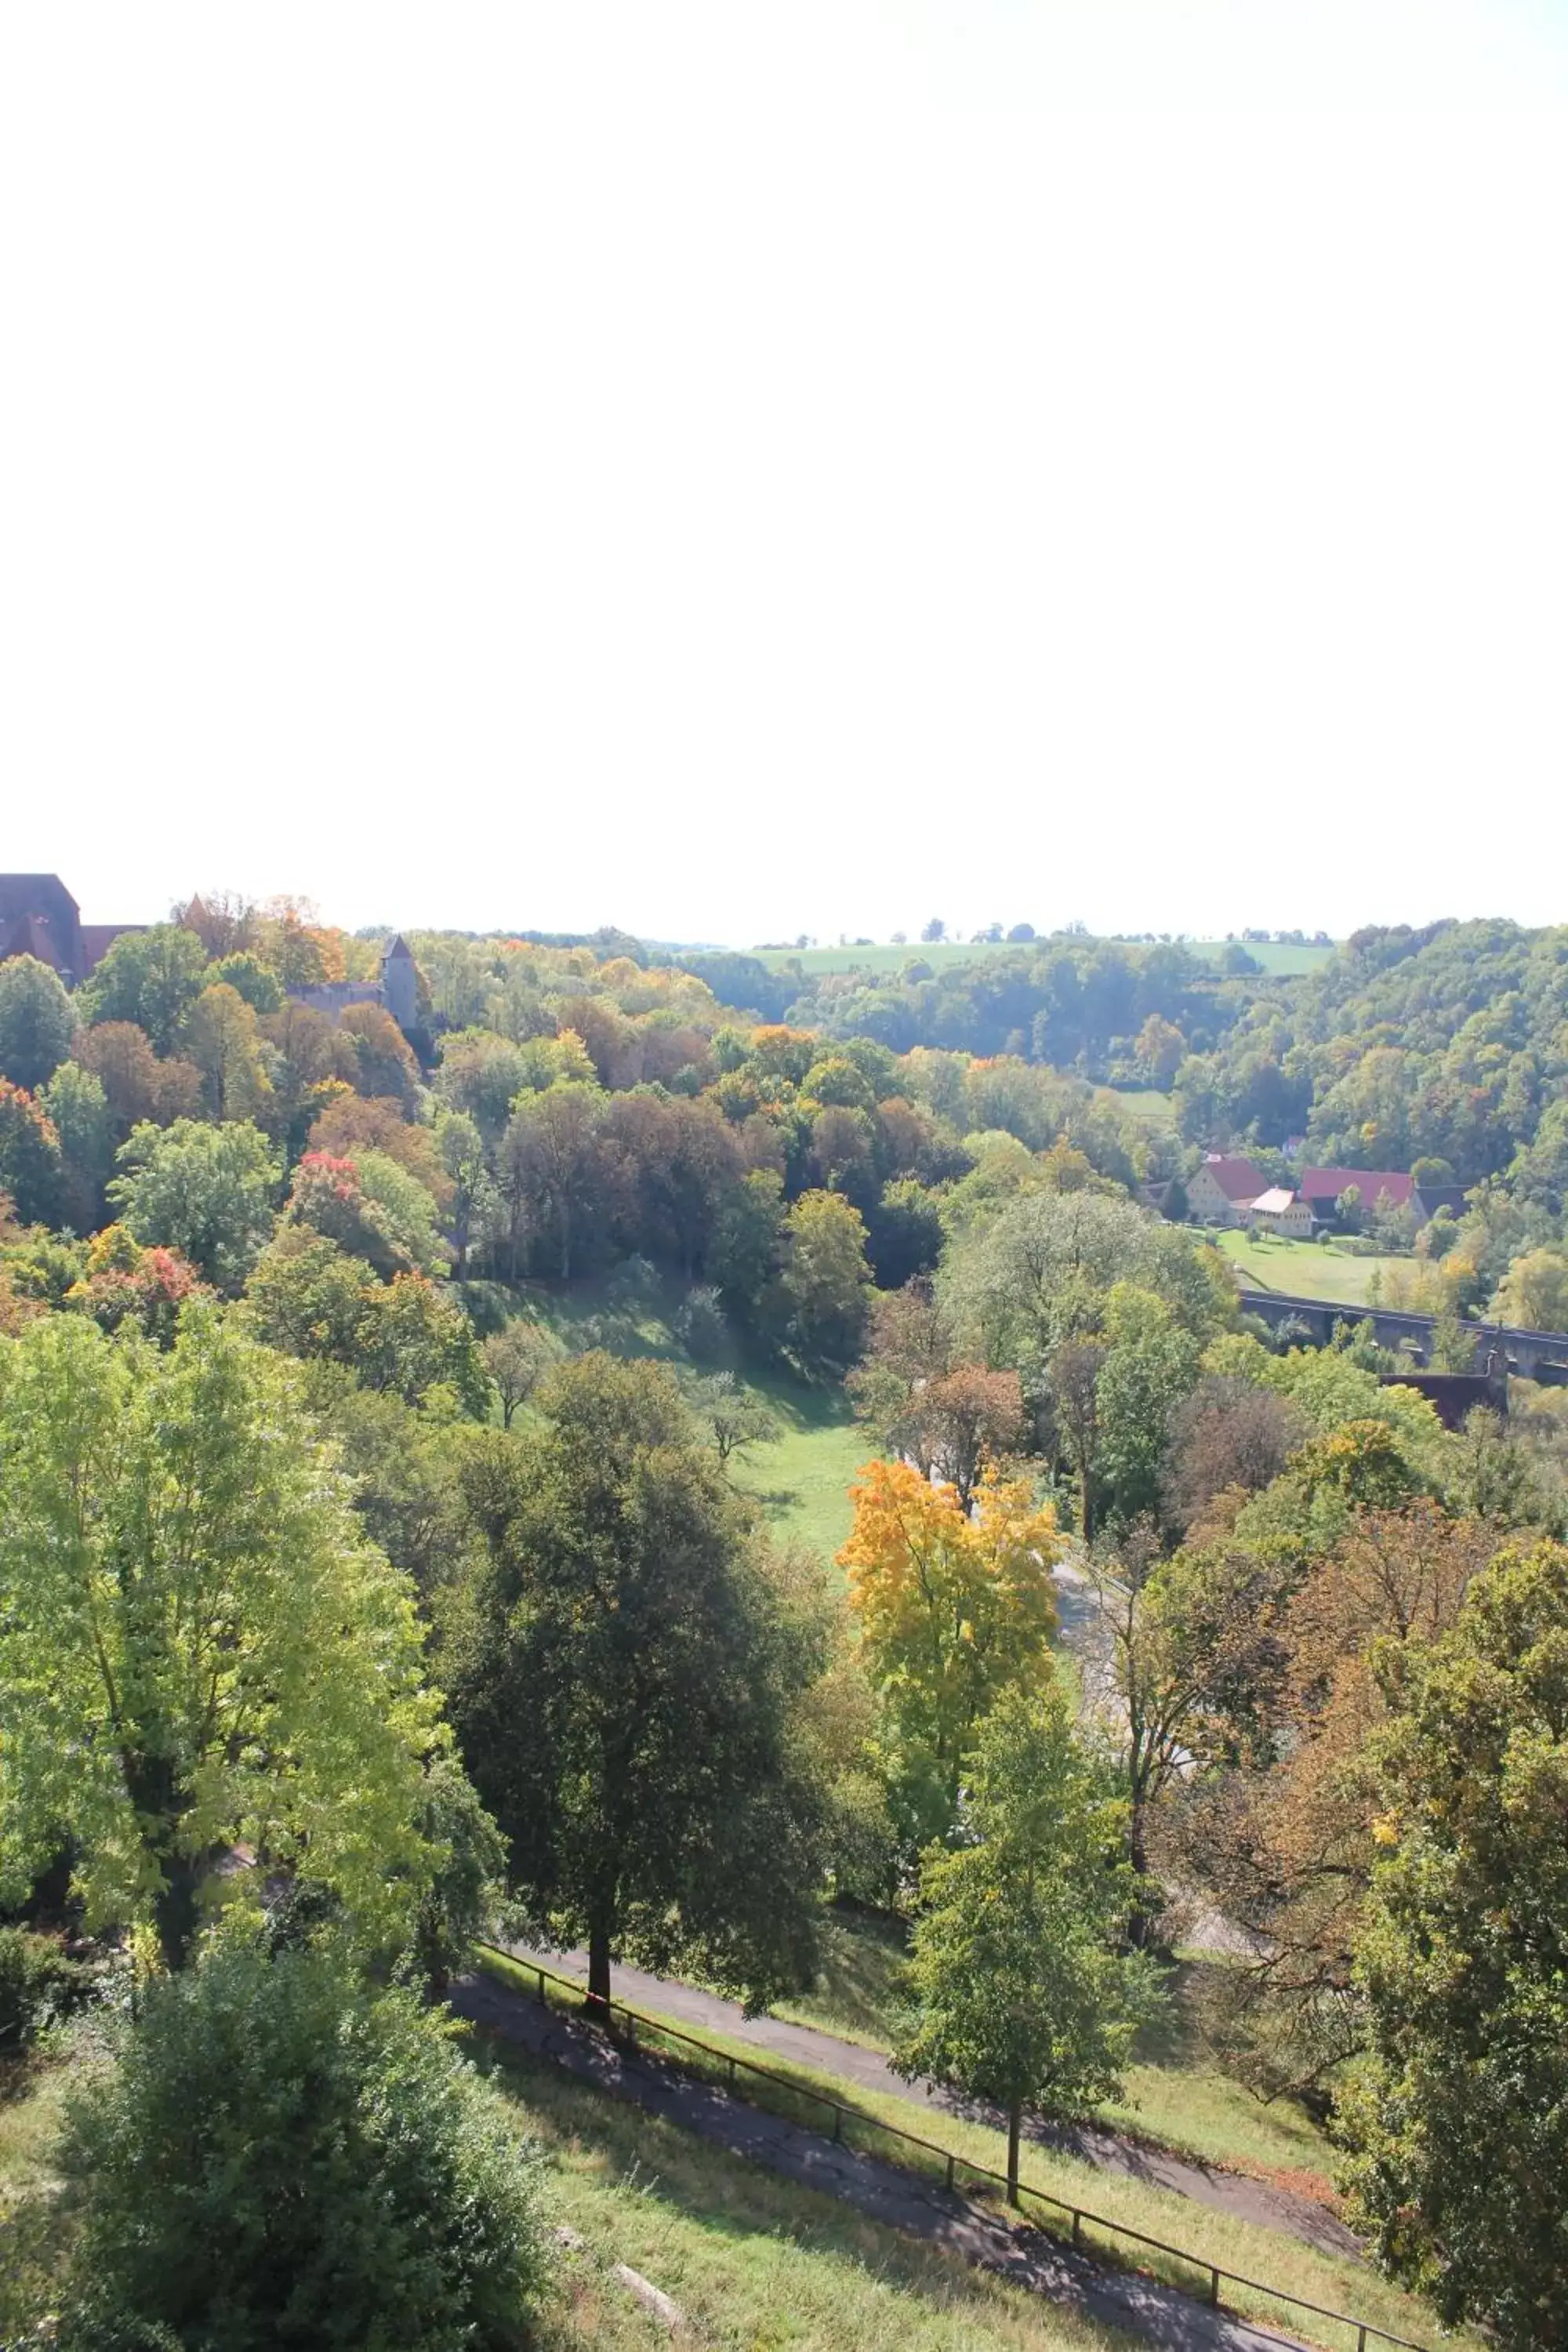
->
[507,1274,866,1567]
[1100,1086,1176,1127]
[1215,1230,1403,1310]
[747,939,1338,978]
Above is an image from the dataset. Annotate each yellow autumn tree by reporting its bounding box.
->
[839,1458,1058,1830]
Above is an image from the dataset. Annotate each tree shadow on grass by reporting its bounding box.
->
[475,2031,1139,2352]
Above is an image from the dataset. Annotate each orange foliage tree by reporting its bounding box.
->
[839,1457,1058,1830]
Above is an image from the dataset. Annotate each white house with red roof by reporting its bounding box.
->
[1244,1185,1315,1237]
[1187,1154,1269,1227]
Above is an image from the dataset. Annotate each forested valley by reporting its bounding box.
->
[2,898,1568,2351]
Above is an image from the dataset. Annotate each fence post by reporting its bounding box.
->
[1072,2209,1082,2250]
[1357,2332,1367,2352]
[538,1968,546,2005]
[1209,2268,1221,2308]
[946,2151,955,2192]
[833,2104,843,2143]
[727,2054,736,2089]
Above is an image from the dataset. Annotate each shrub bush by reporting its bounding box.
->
[0,1927,94,2057]
[57,1940,546,2351]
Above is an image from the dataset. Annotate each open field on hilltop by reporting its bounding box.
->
[481,1951,1472,2352]
[747,940,1338,978]
[1214,1230,1403,1311]
[498,1273,866,1566]
[1100,1087,1177,1127]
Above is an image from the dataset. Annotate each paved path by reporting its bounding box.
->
[456,1967,1316,2352]
[505,1942,1359,2262]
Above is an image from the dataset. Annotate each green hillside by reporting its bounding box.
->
[749,938,1337,978]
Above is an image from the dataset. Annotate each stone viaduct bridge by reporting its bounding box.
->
[1236,1287,1568,1387]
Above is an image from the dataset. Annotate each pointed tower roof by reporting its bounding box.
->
[384,935,414,960]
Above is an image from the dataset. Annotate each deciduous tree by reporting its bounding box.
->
[840,1457,1057,1831]
[776,1188,873,1374]
[0,1309,438,1969]
[0,954,76,1092]
[79,923,209,1053]
[109,1117,281,1290]
[56,1938,545,2350]
[895,1683,1160,2202]
[1339,1539,1568,2350]
[445,1354,826,2008]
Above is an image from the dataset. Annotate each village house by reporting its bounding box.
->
[1243,1185,1315,1238]
[1186,1153,1269,1226]
[1297,1167,1426,1229]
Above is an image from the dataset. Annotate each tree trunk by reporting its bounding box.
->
[1007,2099,1022,2206]
[587,1918,612,2013]
[153,1848,205,1974]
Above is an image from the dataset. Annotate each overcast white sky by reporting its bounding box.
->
[3,3,1566,947]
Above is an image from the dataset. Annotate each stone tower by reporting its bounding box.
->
[381,935,419,1033]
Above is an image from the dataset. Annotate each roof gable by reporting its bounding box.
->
[1299,1166,1415,1208]
[1198,1154,1269,1200]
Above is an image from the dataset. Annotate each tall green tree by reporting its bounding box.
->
[445,1353,826,2007]
[108,1116,281,1289]
[775,1187,873,1374]
[38,1061,114,1231]
[0,954,76,1092]
[0,1308,439,1969]
[0,1079,63,1225]
[78,922,209,1054]
[895,1681,1160,2202]
[1091,1284,1202,1530]
[1338,1538,1568,2350]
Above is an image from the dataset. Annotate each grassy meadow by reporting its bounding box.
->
[507,1272,866,1566]
[1214,1229,1403,1309]
[0,2034,1135,2352]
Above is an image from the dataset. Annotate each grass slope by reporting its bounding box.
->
[0,2042,1131,2352]
[1215,1231,1403,1310]
[768,1917,1329,2184]
[488,2037,1137,2352]
[484,1954,1470,2352]
[511,1273,866,1565]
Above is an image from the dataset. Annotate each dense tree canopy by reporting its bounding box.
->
[0,1308,439,1968]
[444,1353,828,2005]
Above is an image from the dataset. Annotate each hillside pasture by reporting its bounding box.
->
[502,1272,866,1566]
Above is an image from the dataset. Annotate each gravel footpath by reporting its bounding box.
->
[504,1941,1361,2263]
[456,1966,1323,2352]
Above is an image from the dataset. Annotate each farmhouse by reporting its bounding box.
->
[0,873,140,985]
[1187,1153,1269,1226]
[1244,1185,1315,1238]
[1298,1167,1423,1229]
